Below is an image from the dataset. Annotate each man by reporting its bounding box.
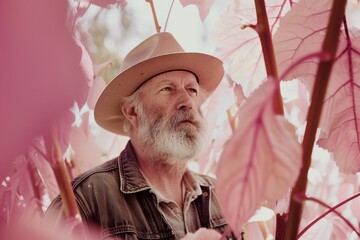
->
[47,32,235,239]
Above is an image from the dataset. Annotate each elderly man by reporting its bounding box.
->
[47,32,235,240]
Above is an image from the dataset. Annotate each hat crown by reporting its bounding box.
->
[121,32,185,71]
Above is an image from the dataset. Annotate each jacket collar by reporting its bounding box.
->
[118,141,213,194]
[118,141,150,194]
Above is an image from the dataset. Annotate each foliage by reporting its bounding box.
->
[0,0,359,239]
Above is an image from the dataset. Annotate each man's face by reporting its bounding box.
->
[135,70,207,165]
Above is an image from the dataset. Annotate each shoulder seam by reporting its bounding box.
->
[71,158,119,189]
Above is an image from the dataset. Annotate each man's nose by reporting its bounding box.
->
[176,90,194,111]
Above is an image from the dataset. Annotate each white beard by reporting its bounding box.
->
[136,105,208,169]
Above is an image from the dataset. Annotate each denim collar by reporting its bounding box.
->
[118,141,150,194]
[118,141,213,194]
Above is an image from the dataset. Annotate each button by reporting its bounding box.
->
[203,192,208,197]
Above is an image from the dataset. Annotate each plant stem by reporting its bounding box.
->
[32,138,80,218]
[275,213,288,240]
[145,0,161,33]
[51,135,80,219]
[164,0,175,32]
[254,0,283,115]
[284,0,347,239]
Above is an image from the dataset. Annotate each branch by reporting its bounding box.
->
[145,0,161,33]
[284,0,348,239]
[50,134,80,219]
[254,0,284,115]
[164,0,175,32]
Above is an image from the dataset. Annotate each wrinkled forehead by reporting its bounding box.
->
[139,70,199,90]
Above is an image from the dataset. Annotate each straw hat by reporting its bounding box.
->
[94,32,224,135]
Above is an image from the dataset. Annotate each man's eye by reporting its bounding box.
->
[160,87,173,92]
[187,88,198,95]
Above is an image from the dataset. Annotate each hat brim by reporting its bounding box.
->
[94,52,224,135]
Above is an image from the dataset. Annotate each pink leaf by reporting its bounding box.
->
[198,77,239,173]
[68,1,91,24]
[0,152,52,223]
[299,218,333,240]
[213,0,292,95]
[274,0,332,84]
[179,0,214,21]
[93,60,113,75]
[87,77,107,109]
[30,138,59,199]
[0,0,92,180]
[351,194,360,222]
[70,112,103,174]
[215,80,302,233]
[273,0,360,173]
[76,38,94,108]
[57,111,76,159]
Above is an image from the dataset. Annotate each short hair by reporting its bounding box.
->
[120,87,144,134]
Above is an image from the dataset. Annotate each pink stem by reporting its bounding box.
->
[145,0,161,33]
[279,52,328,81]
[164,0,175,32]
[254,0,284,115]
[285,1,347,239]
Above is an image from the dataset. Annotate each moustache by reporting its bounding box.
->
[169,110,202,129]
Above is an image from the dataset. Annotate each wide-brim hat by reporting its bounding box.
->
[94,32,224,136]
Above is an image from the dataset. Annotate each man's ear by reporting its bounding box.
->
[122,103,139,128]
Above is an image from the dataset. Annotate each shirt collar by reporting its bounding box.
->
[182,171,203,197]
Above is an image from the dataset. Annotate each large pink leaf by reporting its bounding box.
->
[212,0,292,96]
[179,0,214,21]
[273,0,332,84]
[0,0,92,180]
[215,80,302,233]
[273,0,360,173]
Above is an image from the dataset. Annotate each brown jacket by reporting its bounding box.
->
[47,141,235,239]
